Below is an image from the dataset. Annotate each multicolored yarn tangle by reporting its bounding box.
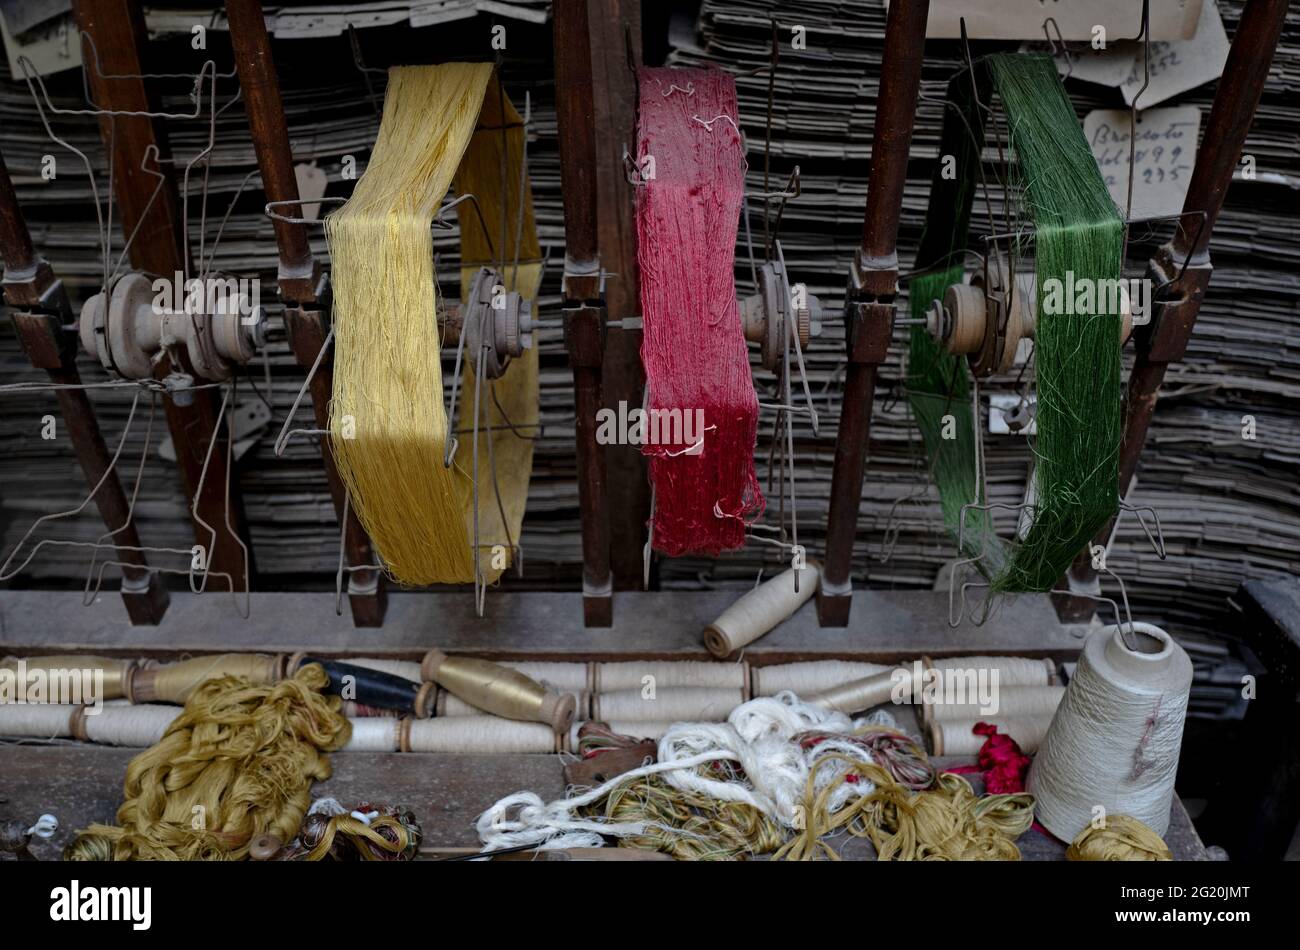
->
[600,768,785,861]
[636,66,763,555]
[576,721,655,759]
[796,725,937,791]
[64,665,351,861]
[274,798,422,861]
[1066,815,1173,862]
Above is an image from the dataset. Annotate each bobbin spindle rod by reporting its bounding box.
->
[553,0,600,273]
[857,0,930,298]
[1171,0,1289,262]
[0,150,39,280]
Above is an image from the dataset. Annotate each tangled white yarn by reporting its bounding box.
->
[475,691,894,852]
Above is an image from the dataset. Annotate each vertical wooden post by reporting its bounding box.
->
[1,150,169,623]
[225,0,386,626]
[554,0,613,626]
[588,0,650,591]
[73,0,253,592]
[817,0,929,626]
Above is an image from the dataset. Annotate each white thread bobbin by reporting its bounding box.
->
[79,705,178,747]
[923,684,1065,726]
[927,715,1054,756]
[405,716,560,754]
[924,655,1056,687]
[1027,623,1192,839]
[592,687,744,722]
[703,563,819,658]
[595,661,745,692]
[808,667,919,715]
[752,660,891,697]
[0,702,77,739]
[344,717,402,752]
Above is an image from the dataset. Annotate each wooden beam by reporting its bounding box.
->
[0,589,1086,664]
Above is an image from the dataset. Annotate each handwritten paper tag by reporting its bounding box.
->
[1085,106,1201,220]
[1119,0,1229,107]
[1,9,80,77]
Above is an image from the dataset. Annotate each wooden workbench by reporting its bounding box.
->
[0,745,1207,860]
[0,587,1207,860]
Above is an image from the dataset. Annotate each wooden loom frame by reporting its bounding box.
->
[0,0,1289,647]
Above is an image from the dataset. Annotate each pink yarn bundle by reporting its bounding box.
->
[636,67,763,555]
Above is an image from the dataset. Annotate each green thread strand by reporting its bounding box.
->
[906,53,1122,594]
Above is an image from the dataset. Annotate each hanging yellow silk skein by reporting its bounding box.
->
[326,64,541,586]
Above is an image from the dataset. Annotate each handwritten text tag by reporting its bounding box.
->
[1085,106,1201,220]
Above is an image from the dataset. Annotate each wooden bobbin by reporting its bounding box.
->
[591,687,743,722]
[69,705,90,743]
[752,660,892,697]
[927,715,1054,756]
[249,834,285,861]
[1,655,137,702]
[421,650,575,734]
[594,661,746,692]
[438,688,590,719]
[922,655,1057,687]
[921,684,1065,728]
[702,563,819,658]
[404,715,560,754]
[132,653,284,704]
[808,667,919,715]
[932,268,1134,377]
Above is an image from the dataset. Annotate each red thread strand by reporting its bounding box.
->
[636,67,763,556]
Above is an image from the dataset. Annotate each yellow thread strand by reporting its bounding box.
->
[1066,815,1173,861]
[326,64,539,585]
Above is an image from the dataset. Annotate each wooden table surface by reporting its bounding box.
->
[0,744,1207,861]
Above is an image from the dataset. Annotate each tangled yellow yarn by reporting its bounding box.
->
[1066,815,1173,861]
[775,756,1035,861]
[64,665,350,861]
